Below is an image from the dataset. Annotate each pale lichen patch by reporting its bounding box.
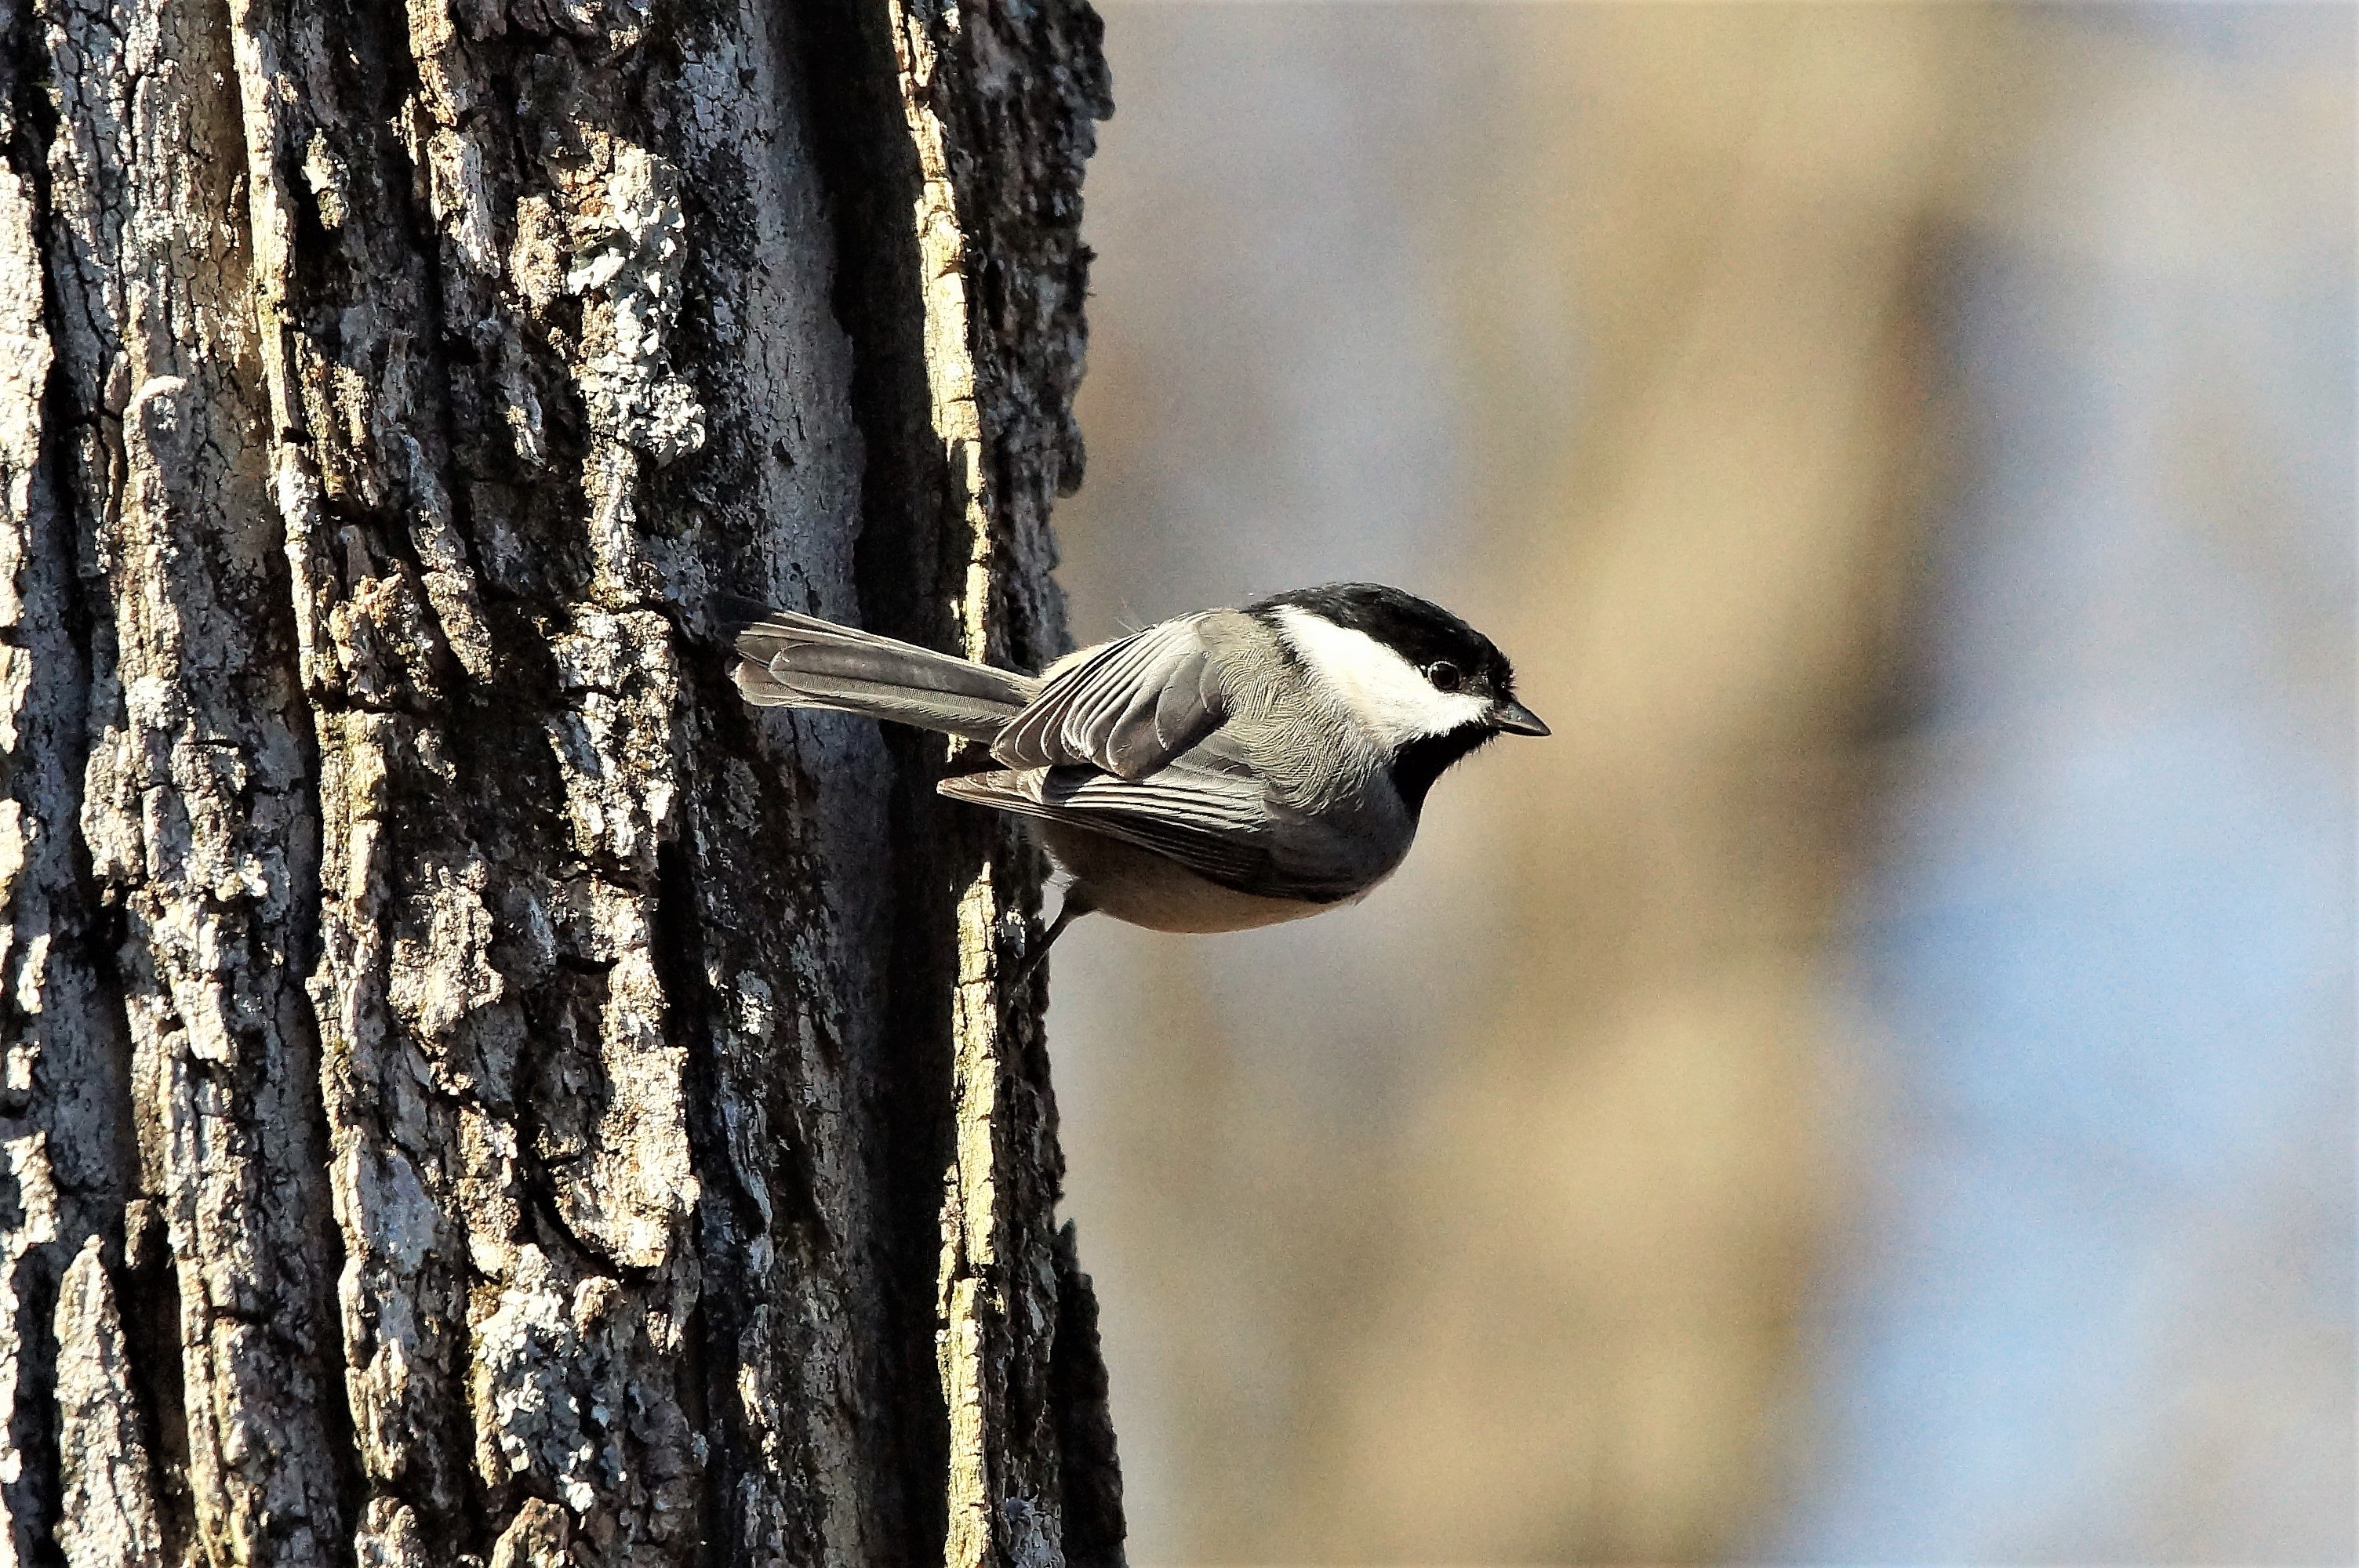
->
[566,143,705,466]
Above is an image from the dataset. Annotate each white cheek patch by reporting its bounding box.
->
[1274,607,1492,746]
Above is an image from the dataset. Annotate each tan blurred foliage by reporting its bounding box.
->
[1301,12,1961,1559]
[1048,5,2340,1563]
[1056,6,1964,1559]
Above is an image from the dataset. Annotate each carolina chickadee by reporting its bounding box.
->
[728,583,1548,964]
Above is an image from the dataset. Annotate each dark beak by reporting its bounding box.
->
[1490,699,1550,737]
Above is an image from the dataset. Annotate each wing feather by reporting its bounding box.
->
[991,617,1228,779]
[939,762,1365,902]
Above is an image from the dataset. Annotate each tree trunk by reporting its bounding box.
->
[0,0,1119,1561]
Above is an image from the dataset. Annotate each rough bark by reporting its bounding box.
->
[0,0,1120,1562]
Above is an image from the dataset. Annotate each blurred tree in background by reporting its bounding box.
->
[1050,5,2353,1563]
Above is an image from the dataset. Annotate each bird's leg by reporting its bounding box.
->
[1013,887,1096,989]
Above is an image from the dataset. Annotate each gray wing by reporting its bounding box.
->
[940,761,1367,903]
[990,615,1227,780]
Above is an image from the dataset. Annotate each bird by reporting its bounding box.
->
[725,583,1549,971]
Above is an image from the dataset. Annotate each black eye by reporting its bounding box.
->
[1425,660,1463,692]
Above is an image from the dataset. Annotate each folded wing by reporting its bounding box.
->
[940,759,1367,905]
[990,615,1229,780]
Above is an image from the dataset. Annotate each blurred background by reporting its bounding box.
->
[1041,5,2354,1563]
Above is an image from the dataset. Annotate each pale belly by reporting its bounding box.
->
[1034,822,1332,934]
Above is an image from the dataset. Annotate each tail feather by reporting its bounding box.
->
[725,602,1038,741]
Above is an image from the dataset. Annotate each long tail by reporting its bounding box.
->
[725,601,1038,740]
